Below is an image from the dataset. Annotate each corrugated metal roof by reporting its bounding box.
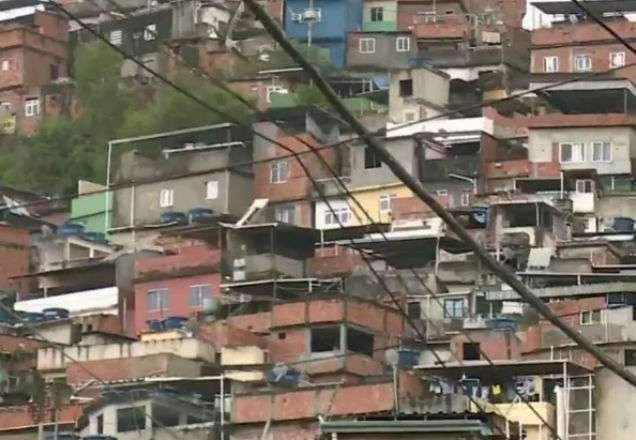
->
[14,287,118,316]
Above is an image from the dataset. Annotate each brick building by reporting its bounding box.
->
[0,10,69,135]
[133,244,222,335]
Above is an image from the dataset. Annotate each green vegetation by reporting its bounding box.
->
[0,42,250,195]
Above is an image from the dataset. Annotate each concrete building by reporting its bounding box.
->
[346,31,415,70]
[388,67,449,126]
[108,124,253,247]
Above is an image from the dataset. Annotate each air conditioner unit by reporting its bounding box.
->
[291,12,303,22]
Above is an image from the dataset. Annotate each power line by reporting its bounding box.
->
[241,0,636,392]
[41,3,522,435]
[30,2,606,436]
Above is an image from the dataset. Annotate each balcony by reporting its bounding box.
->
[37,336,215,371]
[420,157,478,182]
[362,20,397,32]
[223,253,305,283]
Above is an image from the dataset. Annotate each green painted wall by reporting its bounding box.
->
[70,192,112,235]
[362,20,397,32]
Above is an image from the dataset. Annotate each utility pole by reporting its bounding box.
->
[242,0,636,389]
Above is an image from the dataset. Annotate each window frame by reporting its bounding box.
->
[189,284,212,307]
[370,6,384,22]
[543,55,559,73]
[364,146,382,169]
[147,288,169,312]
[576,179,594,194]
[398,79,413,97]
[205,180,219,200]
[144,23,157,41]
[444,298,465,318]
[274,204,296,223]
[559,142,585,163]
[460,191,471,207]
[159,188,174,207]
[109,29,123,46]
[379,194,396,213]
[358,38,376,54]
[610,51,625,68]
[24,98,40,117]
[270,159,289,183]
[324,206,352,226]
[591,140,611,163]
[116,406,146,433]
[396,36,410,52]
[574,54,592,72]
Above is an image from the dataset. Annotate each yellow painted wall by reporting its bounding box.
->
[349,183,412,225]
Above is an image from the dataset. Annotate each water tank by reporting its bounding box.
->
[266,364,301,387]
[57,222,85,236]
[397,349,420,369]
[613,217,635,232]
[160,211,188,226]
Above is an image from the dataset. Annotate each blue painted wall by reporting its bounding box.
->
[284,0,363,67]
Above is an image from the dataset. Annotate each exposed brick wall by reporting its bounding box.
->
[450,330,521,361]
[253,133,339,203]
[0,225,33,292]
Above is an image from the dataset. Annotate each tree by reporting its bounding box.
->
[0,43,251,196]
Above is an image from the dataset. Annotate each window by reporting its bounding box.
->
[152,403,179,427]
[364,146,382,168]
[144,23,157,41]
[379,194,396,212]
[109,29,123,46]
[50,64,59,80]
[444,298,464,318]
[436,189,448,197]
[626,349,636,366]
[274,204,296,224]
[396,36,410,52]
[580,310,601,325]
[463,342,480,360]
[543,56,559,73]
[574,54,592,72]
[592,141,611,162]
[399,79,413,97]
[324,207,352,226]
[576,179,594,194]
[559,143,585,163]
[159,188,174,207]
[205,180,218,199]
[97,414,103,434]
[311,326,341,352]
[270,160,289,183]
[24,98,39,117]
[189,284,212,307]
[610,51,625,68]
[370,6,384,21]
[0,59,11,71]
[407,302,421,319]
[460,191,471,207]
[117,406,146,432]
[359,38,376,54]
[346,327,374,356]
[147,288,169,311]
